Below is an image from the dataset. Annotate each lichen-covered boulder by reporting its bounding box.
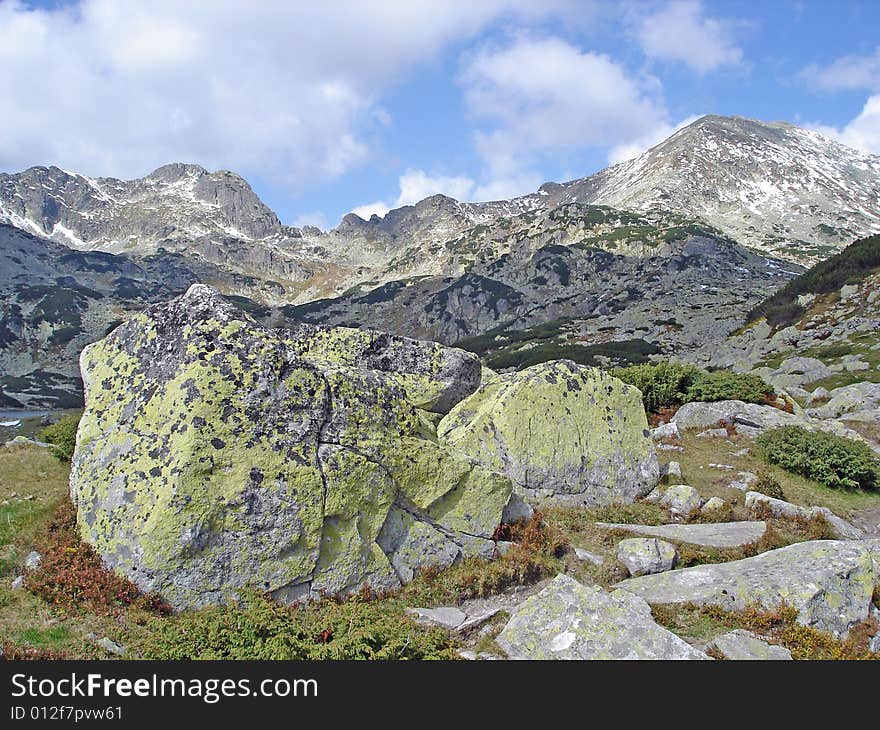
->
[437,360,659,507]
[617,538,678,577]
[496,574,708,660]
[70,284,511,610]
[706,630,792,660]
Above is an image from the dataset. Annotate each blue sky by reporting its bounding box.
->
[2,1,879,229]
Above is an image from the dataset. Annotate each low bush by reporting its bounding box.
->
[24,499,169,615]
[753,470,786,500]
[756,426,880,491]
[39,414,81,462]
[612,362,773,412]
[685,370,772,404]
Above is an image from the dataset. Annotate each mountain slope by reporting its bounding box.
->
[538,115,880,263]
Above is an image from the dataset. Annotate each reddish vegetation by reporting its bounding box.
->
[23,499,170,616]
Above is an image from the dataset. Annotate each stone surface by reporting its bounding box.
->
[728,471,758,491]
[616,540,879,636]
[660,484,702,515]
[502,493,534,524]
[573,548,605,566]
[807,381,880,421]
[707,630,792,660]
[70,285,512,610]
[597,520,767,548]
[661,461,683,482]
[617,538,678,577]
[745,492,865,540]
[438,359,659,507]
[496,574,709,660]
[24,551,41,570]
[651,422,680,441]
[10,576,23,590]
[96,637,126,656]
[700,496,728,516]
[406,607,467,630]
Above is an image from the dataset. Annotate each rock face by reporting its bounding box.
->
[660,485,702,516]
[745,492,865,540]
[617,538,678,577]
[69,285,511,610]
[616,540,879,636]
[438,360,659,507]
[496,574,708,660]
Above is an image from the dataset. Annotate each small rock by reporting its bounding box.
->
[660,485,702,515]
[661,461,683,482]
[457,649,477,660]
[502,493,534,524]
[708,463,734,470]
[651,422,680,440]
[698,428,729,438]
[700,497,727,515]
[11,575,24,590]
[24,551,41,570]
[495,541,514,556]
[869,633,880,654]
[596,521,766,548]
[707,630,792,660]
[806,387,829,405]
[728,471,758,491]
[406,606,467,629]
[574,548,605,566]
[96,637,126,656]
[656,443,684,451]
[617,538,678,577]
[642,486,663,503]
[457,609,502,632]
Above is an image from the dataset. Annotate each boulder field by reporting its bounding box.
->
[69,284,657,610]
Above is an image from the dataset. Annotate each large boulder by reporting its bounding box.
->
[437,360,659,507]
[496,574,708,660]
[807,381,880,422]
[616,540,879,636]
[596,521,768,549]
[70,285,511,610]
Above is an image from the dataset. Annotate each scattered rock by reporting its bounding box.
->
[596,520,767,548]
[642,486,663,503]
[700,497,728,516]
[406,607,467,630]
[661,461,683,482]
[616,540,878,636]
[10,575,24,590]
[707,630,792,660]
[573,548,605,566]
[807,381,880,420]
[24,551,41,570]
[656,443,685,451]
[96,637,126,657]
[438,359,659,507]
[4,435,53,448]
[502,493,534,524]
[698,427,729,438]
[745,492,865,540]
[660,484,702,515]
[651,422,680,441]
[728,471,758,491]
[617,538,678,577]
[496,574,709,660]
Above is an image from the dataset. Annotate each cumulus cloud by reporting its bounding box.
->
[350,169,478,219]
[633,1,743,75]
[801,48,880,92]
[460,35,671,183]
[811,96,880,156]
[0,0,570,188]
[607,114,703,164]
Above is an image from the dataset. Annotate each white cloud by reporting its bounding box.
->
[292,211,330,230]
[396,169,477,206]
[0,0,572,189]
[801,48,880,92]
[633,1,743,75]
[607,114,702,164]
[811,96,880,156]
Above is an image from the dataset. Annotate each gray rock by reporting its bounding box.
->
[773,356,833,386]
[808,381,880,420]
[707,630,792,660]
[10,575,24,590]
[596,520,767,548]
[502,493,534,524]
[698,427,730,438]
[728,471,758,491]
[661,461,683,482]
[617,538,678,577]
[4,435,53,448]
[616,540,878,636]
[651,422,680,440]
[406,607,467,630]
[700,497,728,515]
[745,492,865,539]
[496,574,709,660]
[96,637,126,656]
[642,486,664,503]
[24,551,41,570]
[660,484,702,515]
[573,548,605,566]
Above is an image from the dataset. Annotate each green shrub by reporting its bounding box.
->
[686,370,772,405]
[611,361,698,412]
[39,413,81,462]
[756,426,880,491]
